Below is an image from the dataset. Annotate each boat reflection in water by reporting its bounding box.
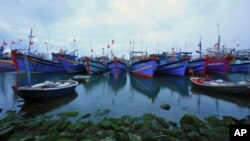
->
[191,87,250,108]
[130,74,160,103]
[156,75,189,96]
[19,92,78,118]
[108,73,127,95]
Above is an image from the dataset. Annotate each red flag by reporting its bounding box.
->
[3,41,8,46]
[12,41,16,44]
[20,39,22,42]
[112,39,114,44]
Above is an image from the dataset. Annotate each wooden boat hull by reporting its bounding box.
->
[229,62,250,73]
[107,60,127,76]
[11,50,65,74]
[0,60,15,72]
[156,60,188,76]
[190,77,250,95]
[83,58,107,75]
[59,58,85,73]
[15,80,78,101]
[187,59,206,74]
[129,59,159,78]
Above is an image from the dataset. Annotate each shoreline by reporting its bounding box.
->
[1,110,249,141]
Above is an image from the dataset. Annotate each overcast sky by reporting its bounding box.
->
[1,0,249,58]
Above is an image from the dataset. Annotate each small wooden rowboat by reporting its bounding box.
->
[14,80,78,101]
[190,77,250,95]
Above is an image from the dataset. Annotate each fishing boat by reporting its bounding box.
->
[152,53,188,76]
[13,53,78,102]
[52,49,85,73]
[107,57,127,76]
[205,31,234,74]
[229,59,250,73]
[129,51,159,78]
[83,57,107,75]
[205,56,233,74]
[186,38,206,75]
[14,80,78,101]
[187,59,206,75]
[190,77,250,95]
[12,50,65,74]
[0,45,15,72]
[11,30,65,74]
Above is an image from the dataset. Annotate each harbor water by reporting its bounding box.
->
[0,72,250,122]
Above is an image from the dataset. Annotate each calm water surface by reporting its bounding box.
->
[0,72,250,122]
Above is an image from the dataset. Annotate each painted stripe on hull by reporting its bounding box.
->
[59,59,85,73]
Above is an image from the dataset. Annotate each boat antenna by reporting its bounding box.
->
[217,23,220,55]
[28,29,34,55]
[44,42,49,59]
[198,35,202,58]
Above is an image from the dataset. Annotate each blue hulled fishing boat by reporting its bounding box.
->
[152,53,188,76]
[12,50,65,74]
[157,60,188,76]
[0,44,15,72]
[129,52,159,78]
[229,61,250,73]
[107,57,127,76]
[11,30,65,74]
[83,57,107,75]
[187,59,206,74]
[52,50,85,73]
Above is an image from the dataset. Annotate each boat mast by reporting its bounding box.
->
[217,23,220,55]
[198,35,202,58]
[28,29,34,55]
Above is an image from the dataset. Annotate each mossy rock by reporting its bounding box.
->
[80,113,91,119]
[160,103,171,110]
[180,114,207,134]
[142,113,156,121]
[59,111,79,117]
[128,133,142,141]
[208,126,229,141]
[0,112,16,125]
[222,116,235,126]
[68,121,86,132]
[155,117,169,129]
[99,120,113,129]
[205,116,223,127]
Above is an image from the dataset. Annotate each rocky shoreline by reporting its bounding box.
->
[0,110,250,141]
